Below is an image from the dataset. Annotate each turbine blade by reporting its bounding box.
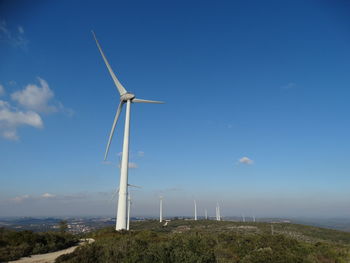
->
[104,101,124,160]
[92,31,127,96]
[128,184,142,189]
[133,98,164,104]
[110,188,119,202]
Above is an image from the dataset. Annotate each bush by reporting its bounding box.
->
[56,229,350,263]
[0,228,78,262]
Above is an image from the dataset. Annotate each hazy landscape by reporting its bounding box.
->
[3,217,350,233]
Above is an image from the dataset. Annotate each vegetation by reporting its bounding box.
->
[59,220,69,233]
[0,227,78,262]
[56,220,350,263]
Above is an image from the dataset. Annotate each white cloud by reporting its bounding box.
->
[11,194,30,203]
[11,78,56,113]
[238,156,254,165]
[0,77,73,141]
[128,162,138,169]
[0,21,9,35]
[8,80,17,86]
[0,84,4,96]
[0,100,43,140]
[281,82,296,90]
[118,162,138,169]
[2,130,18,140]
[0,21,28,49]
[137,150,145,157]
[57,101,74,117]
[18,26,24,34]
[41,193,55,198]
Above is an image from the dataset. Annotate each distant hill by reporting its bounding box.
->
[55,219,350,263]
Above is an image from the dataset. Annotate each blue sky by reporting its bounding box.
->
[1,0,350,218]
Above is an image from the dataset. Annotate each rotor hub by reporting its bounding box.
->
[120,93,135,102]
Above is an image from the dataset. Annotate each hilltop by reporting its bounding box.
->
[55,219,350,263]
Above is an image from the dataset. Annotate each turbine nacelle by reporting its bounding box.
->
[120,93,135,102]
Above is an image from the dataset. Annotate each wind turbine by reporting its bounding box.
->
[194,200,197,220]
[218,203,221,221]
[204,209,208,220]
[216,202,221,221]
[92,32,163,231]
[159,196,163,223]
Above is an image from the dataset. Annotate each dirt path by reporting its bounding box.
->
[9,238,95,263]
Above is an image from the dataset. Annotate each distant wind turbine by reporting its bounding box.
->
[159,196,163,223]
[217,203,221,221]
[205,209,208,220]
[127,184,141,231]
[194,200,197,221]
[93,31,163,231]
[216,202,221,221]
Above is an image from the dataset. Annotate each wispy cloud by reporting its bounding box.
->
[11,194,30,203]
[9,192,89,203]
[0,84,4,96]
[118,162,138,169]
[165,187,183,192]
[137,151,145,157]
[281,82,296,90]
[8,81,17,86]
[103,159,138,169]
[238,156,254,165]
[128,162,138,169]
[0,21,28,49]
[18,26,24,34]
[41,193,55,198]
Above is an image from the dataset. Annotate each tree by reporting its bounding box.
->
[59,220,68,233]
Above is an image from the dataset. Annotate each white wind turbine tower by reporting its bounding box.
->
[159,196,163,223]
[204,209,208,220]
[127,192,131,230]
[93,32,163,231]
[110,184,141,230]
[216,202,221,221]
[126,184,141,231]
[218,203,221,221]
[194,200,197,220]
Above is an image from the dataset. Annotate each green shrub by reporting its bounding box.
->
[0,228,78,262]
[56,228,350,263]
